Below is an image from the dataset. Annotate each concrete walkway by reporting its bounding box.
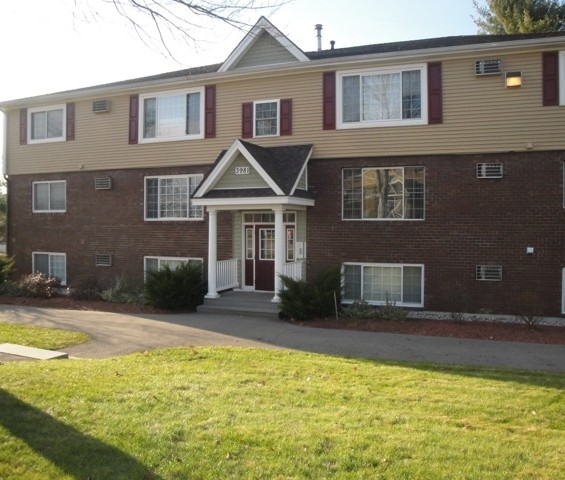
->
[0,305,564,372]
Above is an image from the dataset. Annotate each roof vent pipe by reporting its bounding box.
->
[315,24,323,51]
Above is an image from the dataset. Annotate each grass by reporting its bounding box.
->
[0,322,89,350]
[0,347,564,479]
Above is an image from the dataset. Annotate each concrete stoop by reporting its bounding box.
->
[0,343,69,360]
[198,291,280,318]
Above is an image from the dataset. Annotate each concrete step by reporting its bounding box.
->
[198,291,280,318]
[0,343,69,360]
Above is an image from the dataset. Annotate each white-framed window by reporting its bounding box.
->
[144,175,203,221]
[254,99,279,137]
[32,252,67,285]
[343,167,424,220]
[337,64,427,129]
[32,181,66,213]
[342,263,423,307]
[139,88,204,142]
[144,256,203,280]
[28,105,66,143]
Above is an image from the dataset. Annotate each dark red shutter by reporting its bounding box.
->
[323,71,336,130]
[19,108,27,145]
[129,94,139,144]
[66,102,75,141]
[205,85,216,138]
[280,99,292,136]
[427,62,443,124]
[242,102,253,138]
[543,51,559,106]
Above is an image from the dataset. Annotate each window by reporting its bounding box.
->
[343,263,423,306]
[343,167,424,220]
[28,105,65,143]
[337,65,427,129]
[145,175,203,221]
[33,181,66,212]
[140,88,204,142]
[32,252,67,285]
[254,100,279,136]
[144,256,203,280]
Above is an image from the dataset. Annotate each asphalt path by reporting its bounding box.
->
[1,305,564,372]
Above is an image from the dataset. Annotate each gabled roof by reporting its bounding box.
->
[218,16,310,72]
[193,139,313,201]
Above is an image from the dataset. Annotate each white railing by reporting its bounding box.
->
[217,259,239,292]
[283,261,303,281]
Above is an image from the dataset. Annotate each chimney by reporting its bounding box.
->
[315,24,323,51]
[330,40,335,50]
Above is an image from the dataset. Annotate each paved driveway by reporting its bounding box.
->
[1,305,564,372]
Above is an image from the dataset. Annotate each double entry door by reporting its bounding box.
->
[244,224,295,291]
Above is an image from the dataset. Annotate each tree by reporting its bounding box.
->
[473,0,565,34]
[74,0,289,59]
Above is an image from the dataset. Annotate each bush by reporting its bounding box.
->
[70,276,101,301]
[101,274,145,305]
[279,266,341,321]
[18,273,60,298]
[342,296,407,321]
[144,262,206,310]
[0,255,14,284]
[514,290,544,328]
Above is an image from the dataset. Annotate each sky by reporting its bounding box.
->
[0,0,481,165]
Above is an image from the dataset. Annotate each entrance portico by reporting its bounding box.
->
[192,139,314,302]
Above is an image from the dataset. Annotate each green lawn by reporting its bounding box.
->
[0,322,89,350]
[1,347,564,479]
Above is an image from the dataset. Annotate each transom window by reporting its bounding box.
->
[145,175,203,221]
[32,252,67,285]
[337,65,426,129]
[144,256,203,280]
[254,100,279,136]
[343,167,424,220]
[28,105,65,143]
[343,263,423,307]
[33,181,66,213]
[140,88,203,142]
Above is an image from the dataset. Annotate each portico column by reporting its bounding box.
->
[272,207,285,302]
[205,209,219,299]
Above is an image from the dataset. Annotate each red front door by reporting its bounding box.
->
[244,224,275,291]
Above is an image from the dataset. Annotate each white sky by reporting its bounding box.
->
[0,0,481,165]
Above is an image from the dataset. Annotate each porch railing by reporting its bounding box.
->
[217,259,239,292]
[283,261,303,281]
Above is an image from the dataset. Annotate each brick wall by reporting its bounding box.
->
[7,166,233,289]
[307,151,565,316]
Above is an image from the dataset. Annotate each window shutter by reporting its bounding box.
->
[19,108,27,145]
[242,102,253,138]
[129,94,139,144]
[205,85,216,138]
[322,71,336,130]
[543,51,559,106]
[280,98,292,136]
[427,62,443,124]
[66,102,75,141]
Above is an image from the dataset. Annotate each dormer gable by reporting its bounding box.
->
[219,16,309,72]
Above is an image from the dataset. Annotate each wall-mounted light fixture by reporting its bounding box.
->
[505,71,522,88]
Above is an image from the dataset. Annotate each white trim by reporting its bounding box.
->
[253,99,280,137]
[138,87,205,143]
[218,17,309,73]
[559,51,565,106]
[289,149,312,195]
[32,180,66,213]
[192,196,314,209]
[336,64,428,130]
[32,251,67,286]
[27,104,66,144]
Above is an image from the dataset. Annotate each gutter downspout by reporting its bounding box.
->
[2,110,9,257]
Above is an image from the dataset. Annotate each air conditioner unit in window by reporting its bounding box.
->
[475,59,502,76]
[476,163,503,179]
[92,100,110,113]
[94,177,112,190]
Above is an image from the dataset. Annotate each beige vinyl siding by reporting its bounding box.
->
[6,49,565,176]
[233,31,298,69]
[215,154,267,189]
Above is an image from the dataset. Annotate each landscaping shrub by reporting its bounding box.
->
[279,266,341,321]
[144,262,206,310]
[0,255,14,284]
[18,273,60,298]
[70,276,101,301]
[514,290,544,328]
[101,274,145,305]
[342,296,407,321]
